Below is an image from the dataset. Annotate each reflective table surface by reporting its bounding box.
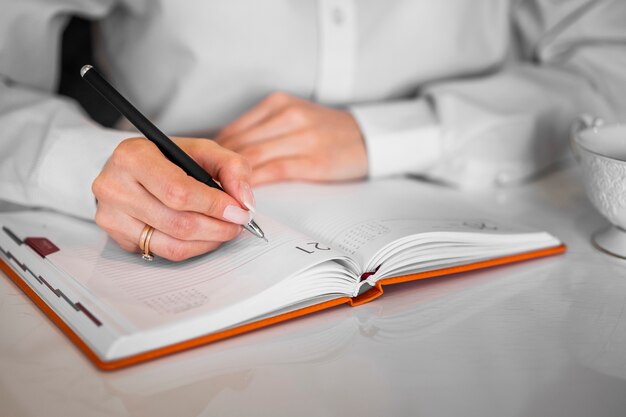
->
[2,164,626,417]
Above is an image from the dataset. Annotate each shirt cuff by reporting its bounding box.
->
[350,99,442,178]
[34,127,136,219]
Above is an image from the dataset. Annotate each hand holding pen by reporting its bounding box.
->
[82,65,266,262]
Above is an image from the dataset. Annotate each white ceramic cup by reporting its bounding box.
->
[572,116,626,258]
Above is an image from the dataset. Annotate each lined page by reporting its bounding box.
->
[256,180,560,277]
[1,211,352,331]
[255,179,486,266]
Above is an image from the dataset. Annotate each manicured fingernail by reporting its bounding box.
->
[239,181,256,212]
[223,205,251,225]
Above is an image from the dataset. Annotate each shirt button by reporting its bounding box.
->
[332,7,345,25]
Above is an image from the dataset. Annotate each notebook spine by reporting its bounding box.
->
[349,282,384,306]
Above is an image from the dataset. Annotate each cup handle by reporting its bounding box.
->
[570,114,605,162]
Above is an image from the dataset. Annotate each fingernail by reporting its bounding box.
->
[239,181,256,212]
[223,205,252,225]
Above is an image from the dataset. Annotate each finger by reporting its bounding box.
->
[147,227,223,262]
[102,180,243,242]
[97,206,225,262]
[117,140,252,224]
[217,92,292,140]
[217,106,306,153]
[238,130,312,168]
[250,157,319,186]
[181,139,257,212]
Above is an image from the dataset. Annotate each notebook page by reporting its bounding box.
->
[255,179,486,269]
[0,211,354,333]
[255,179,558,273]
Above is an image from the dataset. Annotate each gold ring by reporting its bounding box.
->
[139,224,155,261]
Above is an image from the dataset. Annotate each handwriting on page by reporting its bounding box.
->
[461,221,499,231]
[295,242,331,254]
[336,221,391,255]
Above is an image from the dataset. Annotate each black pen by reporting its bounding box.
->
[80,65,266,242]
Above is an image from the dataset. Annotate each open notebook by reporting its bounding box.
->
[0,179,565,370]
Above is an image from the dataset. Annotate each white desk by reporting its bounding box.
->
[2,164,626,417]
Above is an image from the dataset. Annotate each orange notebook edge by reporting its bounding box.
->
[0,243,566,371]
[0,257,351,371]
[349,243,567,306]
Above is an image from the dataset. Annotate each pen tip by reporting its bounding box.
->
[80,65,93,78]
[263,236,269,243]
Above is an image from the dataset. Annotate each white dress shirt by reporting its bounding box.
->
[0,0,624,219]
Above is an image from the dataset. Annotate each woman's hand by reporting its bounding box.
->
[216,92,368,186]
[92,137,256,261]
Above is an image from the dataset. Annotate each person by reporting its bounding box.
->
[1,1,624,261]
